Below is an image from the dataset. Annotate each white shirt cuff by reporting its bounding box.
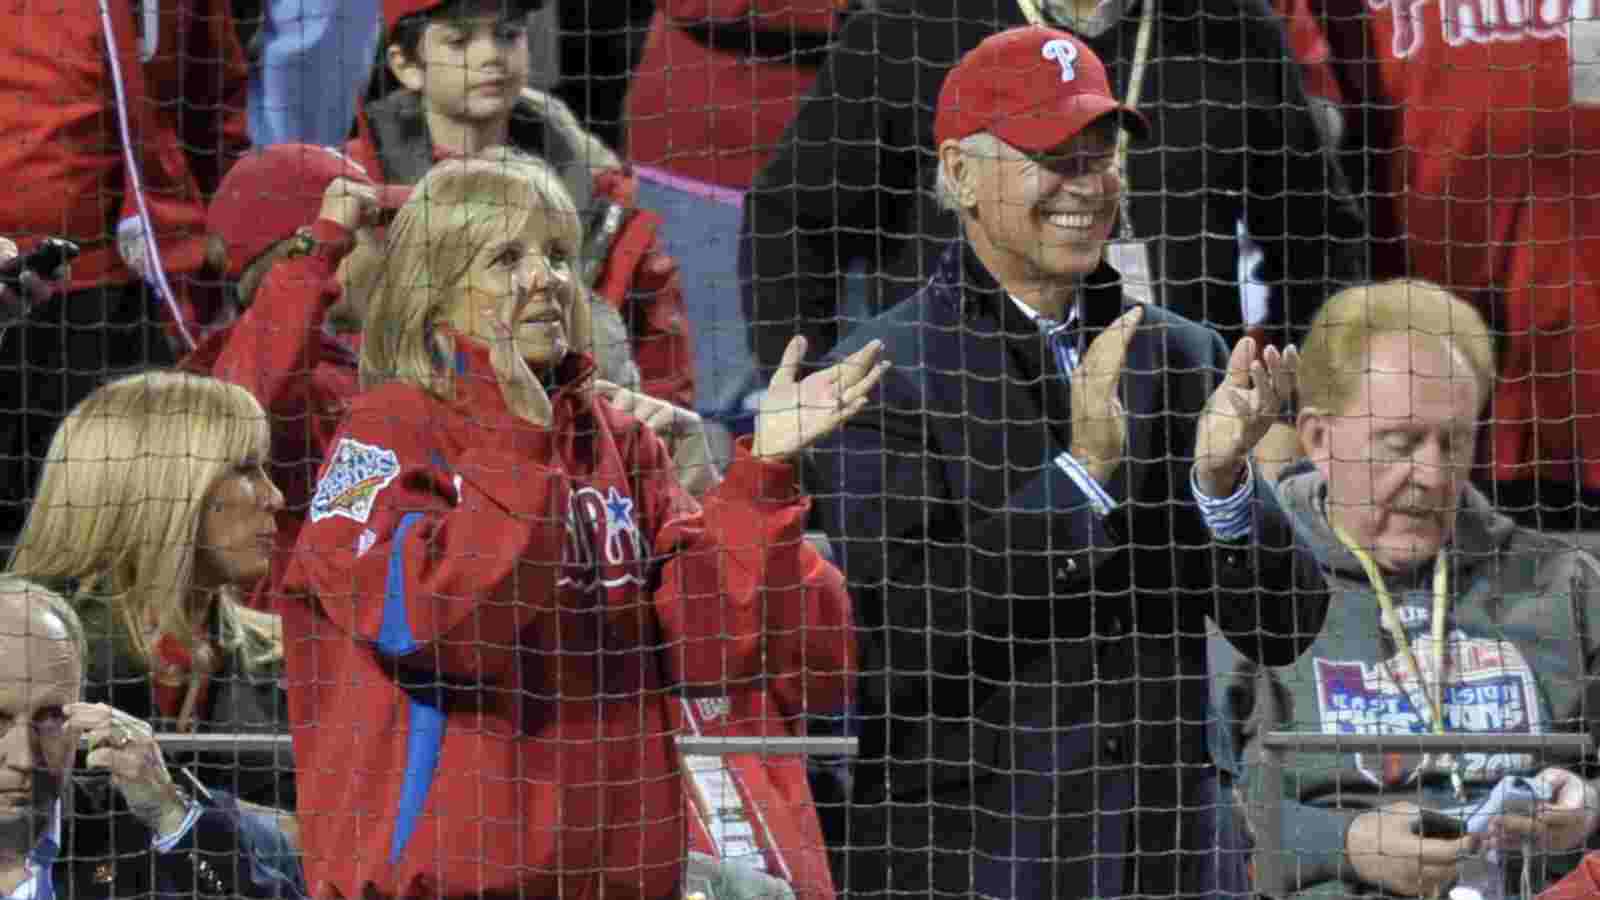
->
[152,799,204,853]
[1192,458,1255,541]
[1053,450,1117,517]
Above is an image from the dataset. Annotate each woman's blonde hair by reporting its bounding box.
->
[8,370,282,672]
[360,156,585,395]
[1297,279,1497,415]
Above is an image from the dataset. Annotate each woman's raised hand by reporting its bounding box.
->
[752,336,889,462]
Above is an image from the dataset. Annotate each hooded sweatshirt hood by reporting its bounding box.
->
[1274,461,1522,584]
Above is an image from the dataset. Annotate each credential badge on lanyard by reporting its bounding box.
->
[1106,0,1158,305]
[135,1,159,61]
[1106,239,1154,305]
[1572,13,1600,105]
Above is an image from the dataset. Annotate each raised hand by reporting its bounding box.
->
[1194,335,1296,497]
[1070,306,1144,486]
[752,336,889,462]
[66,702,189,836]
[318,176,381,232]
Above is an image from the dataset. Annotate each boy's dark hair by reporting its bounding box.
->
[369,0,540,102]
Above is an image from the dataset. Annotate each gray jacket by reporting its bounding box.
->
[1211,465,1600,896]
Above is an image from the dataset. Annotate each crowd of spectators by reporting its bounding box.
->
[2,0,1600,898]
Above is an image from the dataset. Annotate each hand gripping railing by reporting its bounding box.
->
[1253,731,1594,891]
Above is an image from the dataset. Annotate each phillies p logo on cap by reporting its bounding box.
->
[1043,39,1080,81]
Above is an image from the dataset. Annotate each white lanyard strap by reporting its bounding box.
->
[97,0,195,351]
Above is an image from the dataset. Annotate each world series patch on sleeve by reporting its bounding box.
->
[311,438,402,524]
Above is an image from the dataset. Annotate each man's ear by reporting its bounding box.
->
[387,43,425,93]
[938,140,976,209]
[1296,408,1331,463]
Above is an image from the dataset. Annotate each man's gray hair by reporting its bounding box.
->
[934,132,1006,213]
[0,574,87,668]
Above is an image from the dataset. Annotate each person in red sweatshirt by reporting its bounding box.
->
[1292,0,1600,528]
[598,379,851,900]
[281,156,883,899]
[1543,852,1600,900]
[201,144,855,898]
[624,0,843,191]
[188,143,408,598]
[346,0,698,409]
[0,0,252,533]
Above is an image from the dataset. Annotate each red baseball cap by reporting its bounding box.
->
[384,0,544,33]
[208,144,410,278]
[934,25,1149,152]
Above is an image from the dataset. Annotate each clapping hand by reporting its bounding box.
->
[1194,335,1296,497]
[752,336,889,462]
[1070,306,1144,486]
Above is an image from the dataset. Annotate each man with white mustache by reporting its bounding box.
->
[809,24,1329,900]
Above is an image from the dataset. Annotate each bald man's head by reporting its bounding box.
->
[0,577,82,854]
[0,578,84,680]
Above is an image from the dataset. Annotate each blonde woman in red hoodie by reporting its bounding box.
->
[282,156,882,899]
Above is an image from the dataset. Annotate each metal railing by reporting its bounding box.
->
[143,733,858,757]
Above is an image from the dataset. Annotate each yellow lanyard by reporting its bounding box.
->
[1333,524,1465,799]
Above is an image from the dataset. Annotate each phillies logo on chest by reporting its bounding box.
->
[559,485,648,592]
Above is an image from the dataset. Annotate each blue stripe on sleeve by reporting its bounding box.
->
[389,696,445,863]
[1192,459,1256,542]
[378,512,425,656]
[1052,450,1117,516]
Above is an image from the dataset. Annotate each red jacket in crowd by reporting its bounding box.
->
[182,220,360,597]
[190,224,849,897]
[1543,852,1600,899]
[346,92,698,408]
[281,337,837,898]
[0,0,247,326]
[624,0,842,189]
[678,543,850,900]
[1298,0,1600,489]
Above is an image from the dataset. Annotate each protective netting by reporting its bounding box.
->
[0,2,1597,899]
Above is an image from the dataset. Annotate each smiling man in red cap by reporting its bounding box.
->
[807,24,1325,900]
[186,143,410,601]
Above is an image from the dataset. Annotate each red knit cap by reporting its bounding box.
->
[208,144,410,278]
